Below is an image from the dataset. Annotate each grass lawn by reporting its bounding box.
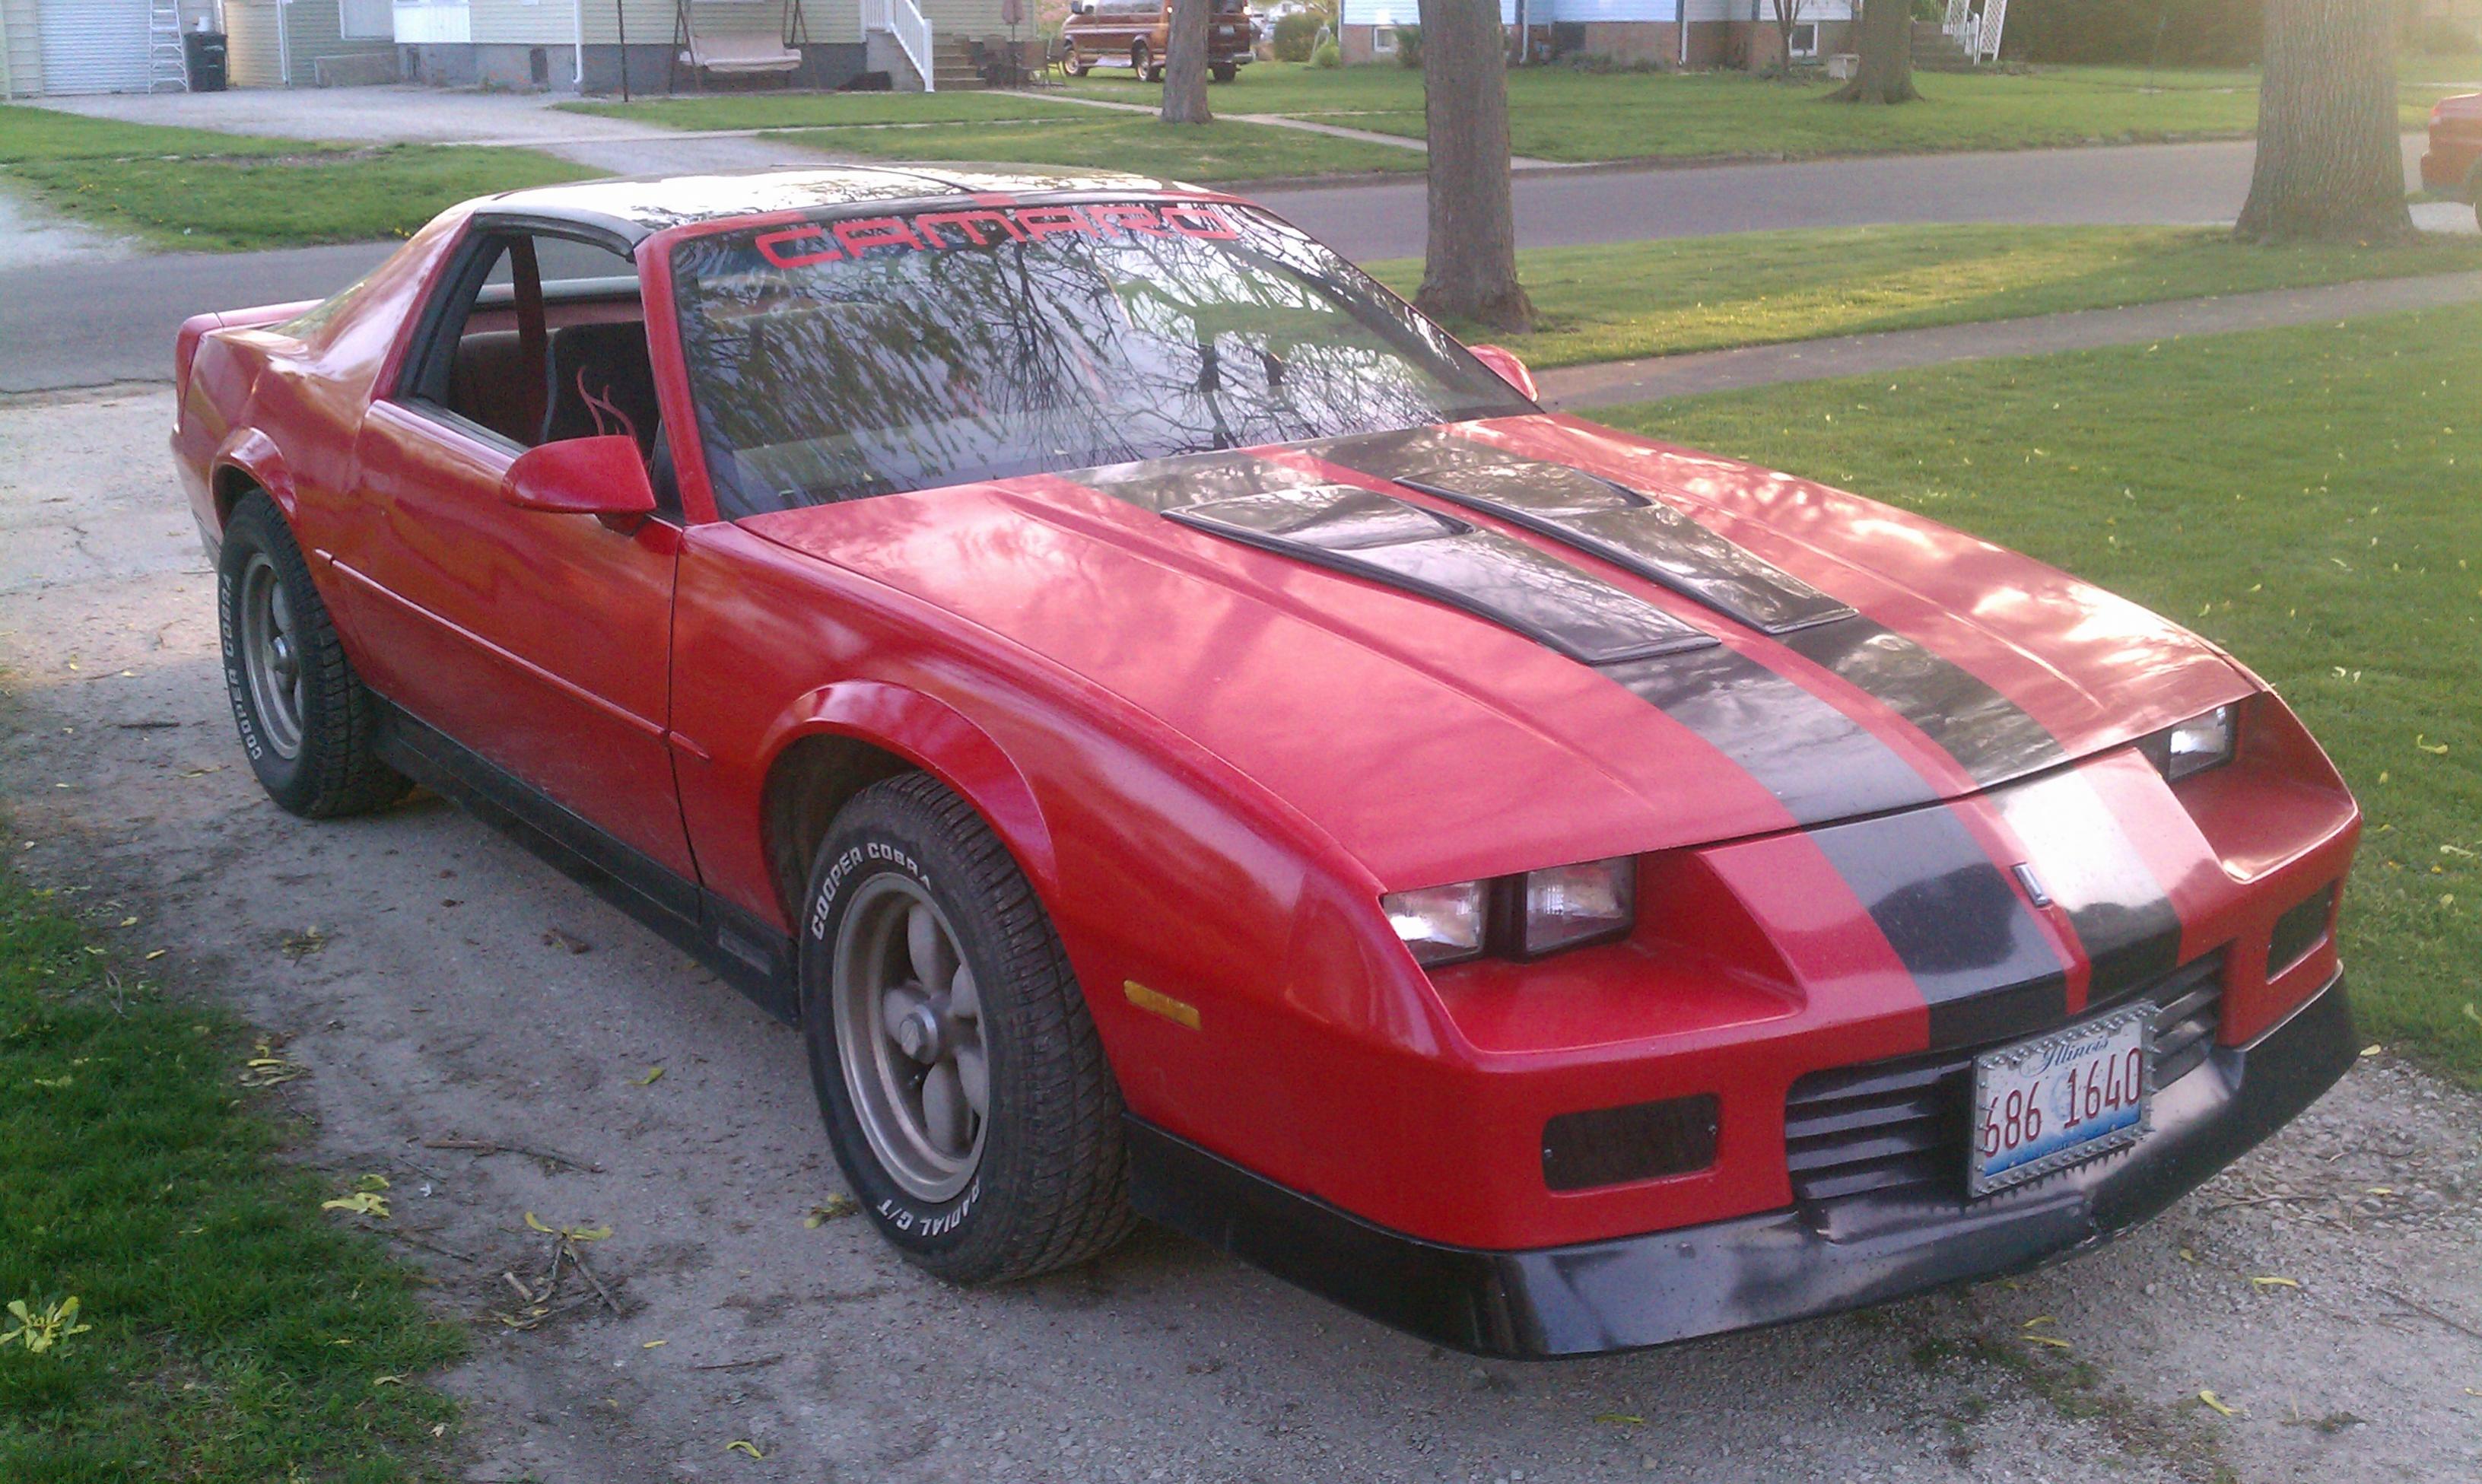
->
[1070,62,2454,163]
[0,105,600,252]
[0,875,462,1478]
[1365,224,2482,369]
[1608,305,2482,1086]
[783,113,1425,181]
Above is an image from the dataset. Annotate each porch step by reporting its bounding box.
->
[933,38,987,90]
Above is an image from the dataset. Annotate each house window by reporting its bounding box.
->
[1788,21,1818,56]
[1373,25,1397,52]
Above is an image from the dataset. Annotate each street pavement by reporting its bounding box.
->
[0,129,2434,395]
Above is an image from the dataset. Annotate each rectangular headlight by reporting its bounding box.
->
[1522,856,1638,957]
[1382,881,1486,968]
[2158,704,2238,783]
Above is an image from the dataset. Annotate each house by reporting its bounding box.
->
[393,0,1012,94]
[0,0,392,94]
[1334,0,1854,71]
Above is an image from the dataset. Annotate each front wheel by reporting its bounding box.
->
[1059,43,1086,77]
[218,492,408,818]
[1210,62,1236,83]
[799,773,1133,1283]
[1133,41,1162,82]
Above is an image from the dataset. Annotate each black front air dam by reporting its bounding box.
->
[1125,974,2356,1359]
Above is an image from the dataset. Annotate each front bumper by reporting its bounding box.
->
[1127,974,2354,1358]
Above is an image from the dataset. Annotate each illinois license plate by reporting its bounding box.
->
[1969,1003,2154,1197]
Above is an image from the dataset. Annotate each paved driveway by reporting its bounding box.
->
[4,384,2477,1484]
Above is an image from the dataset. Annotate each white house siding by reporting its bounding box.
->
[2,0,44,97]
[225,0,396,84]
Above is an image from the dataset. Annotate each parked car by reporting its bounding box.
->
[172,166,2360,1358]
[2421,92,2482,221]
[1061,0,1254,81]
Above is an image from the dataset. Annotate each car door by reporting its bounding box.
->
[335,221,697,881]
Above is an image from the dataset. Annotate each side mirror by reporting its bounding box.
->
[501,435,658,525]
[1467,343,1539,403]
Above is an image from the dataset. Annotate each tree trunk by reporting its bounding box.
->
[1161,0,1212,125]
[2234,0,2414,243]
[1414,0,1533,332]
[1768,0,1806,80]
[1828,0,1918,104]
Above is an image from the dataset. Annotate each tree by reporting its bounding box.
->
[2233,0,2414,242]
[1765,0,1809,78]
[1828,0,1920,103]
[1414,0,1533,332]
[1161,0,1212,125]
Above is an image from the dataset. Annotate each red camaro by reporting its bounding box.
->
[2423,92,2482,217]
[171,168,2359,1357]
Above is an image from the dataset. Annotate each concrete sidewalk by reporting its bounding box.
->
[1537,269,2482,410]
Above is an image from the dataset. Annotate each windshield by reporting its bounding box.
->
[668,201,1534,518]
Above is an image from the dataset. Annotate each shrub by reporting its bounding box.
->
[1393,23,1422,67]
[1311,37,1341,67]
[1272,11,1324,62]
[2001,0,2261,67]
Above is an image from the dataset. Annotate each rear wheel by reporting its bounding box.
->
[1133,41,1162,82]
[218,492,408,818]
[799,773,1133,1282]
[1211,62,1236,83]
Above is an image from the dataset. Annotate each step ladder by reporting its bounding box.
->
[149,1,190,93]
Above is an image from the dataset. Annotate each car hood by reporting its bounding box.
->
[742,415,2249,888]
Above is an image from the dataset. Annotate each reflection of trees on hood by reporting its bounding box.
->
[675,210,1508,516]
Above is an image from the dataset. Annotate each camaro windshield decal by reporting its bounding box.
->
[753,202,1243,269]
[1163,485,1719,667]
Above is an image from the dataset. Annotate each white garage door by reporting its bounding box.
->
[37,0,156,94]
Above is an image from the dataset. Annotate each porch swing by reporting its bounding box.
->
[669,0,811,92]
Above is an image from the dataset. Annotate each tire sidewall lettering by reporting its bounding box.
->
[804,832,980,1251]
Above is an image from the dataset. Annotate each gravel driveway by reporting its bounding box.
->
[2,385,2476,1483]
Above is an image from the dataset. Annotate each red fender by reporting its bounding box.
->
[211,425,300,528]
[758,679,1060,892]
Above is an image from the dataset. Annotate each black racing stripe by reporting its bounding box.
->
[1804,805,2071,1050]
[1778,621,2065,787]
[1165,487,1718,666]
[1317,427,2070,790]
[1988,767,2183,1004]
[1601,647,1938,824]
[1320,428,1854,636]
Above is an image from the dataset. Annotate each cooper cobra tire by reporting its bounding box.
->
[799,772,1134,1282]
[218,491,409,818]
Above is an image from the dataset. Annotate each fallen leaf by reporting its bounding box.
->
[2179,1247,2197,1263]
[2025,1335,2074,1350]
[804,1194,860,1228]
[2023,1316,2055,1328]
[321,1191,390,1220]
[1593,1413,1645,1426]
[2360,1044,2384,1058]
[144,949,166,961]
[2198,1390,2238,1417]
[524,1212,612,1243]
[642,1339,668,1349]
[725,1441,765,1459]
[281,926,328,961]
[630,1066,665,1087]
[2251,1276,2300,1289]
[373,1374,405,1387]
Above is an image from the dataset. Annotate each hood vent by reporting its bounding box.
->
[1319,431,1856,637]
[1163,485,1719,667]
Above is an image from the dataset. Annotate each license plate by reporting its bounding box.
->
[1969,1003,2154,1196]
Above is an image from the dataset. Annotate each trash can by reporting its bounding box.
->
[185,32,229,93]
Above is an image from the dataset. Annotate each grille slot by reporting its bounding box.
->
[1784,955,2225,1206]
